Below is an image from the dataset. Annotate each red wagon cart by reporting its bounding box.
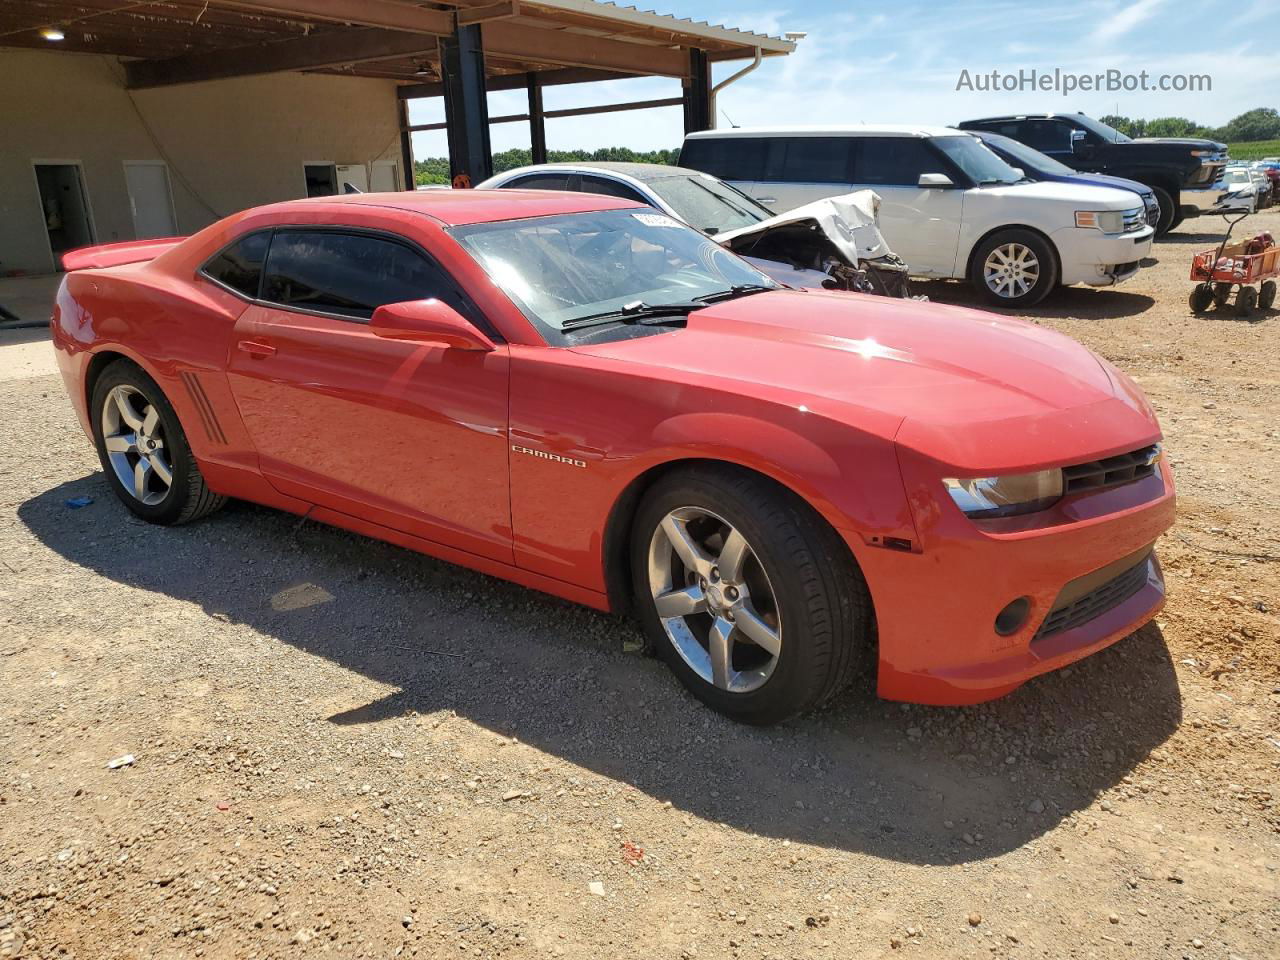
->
[1188,218,1278,318]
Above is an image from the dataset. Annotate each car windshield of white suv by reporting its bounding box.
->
[932,136,1023,186]
[647,175,773,235]
[452,208,779,342]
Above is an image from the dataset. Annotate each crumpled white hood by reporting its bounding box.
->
[716,190,894,262]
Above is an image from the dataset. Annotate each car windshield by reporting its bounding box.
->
[1072,114,1132,144]
[1224,169,1251,185]
[451,208,779,341]
[982,135,1076,176]
[932,136,1023,185]
[647,174,773,234]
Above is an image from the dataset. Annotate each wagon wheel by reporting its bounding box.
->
[1188,283,1215,313]
[1259,279,1277,310]
[1188,283,1214,313]
[1235,285,1258,318]
[1213,282,1234,308]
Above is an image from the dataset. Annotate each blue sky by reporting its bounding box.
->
[409,0,1279,157]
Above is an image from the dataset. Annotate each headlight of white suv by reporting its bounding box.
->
[942,470,1064,519]
[1075,210,1126,233]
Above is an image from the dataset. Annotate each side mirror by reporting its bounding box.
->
[1070,130,1093,157]
[918,173,955,188]
[1010,167,1026,179]
[370,299,494,351]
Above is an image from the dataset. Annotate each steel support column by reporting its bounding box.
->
[398,97,415,190]
[527,72,547,165]
[682,48,711,133]
[440,23,492,185]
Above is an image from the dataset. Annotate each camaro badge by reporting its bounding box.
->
[511,444,587,468]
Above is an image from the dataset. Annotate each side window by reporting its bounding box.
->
[765,137,854,183]
[1021,120,1073,153]
[853,138,944,186]
[577,175,649,205]
[261,231,452,320]
[678,137,767,181]
[507,173,570,190]
[201,231,270,298]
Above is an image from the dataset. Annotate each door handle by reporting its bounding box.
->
[238,339,276,358]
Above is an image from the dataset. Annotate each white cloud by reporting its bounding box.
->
[1089,0,1165,44]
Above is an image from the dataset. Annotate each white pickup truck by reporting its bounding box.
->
[680,125,1155,307]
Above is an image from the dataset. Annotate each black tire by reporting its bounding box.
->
[1150,186,1177,236]
[630,465,873,725]
[1188,283,1214,313]
[1235,286,1258,318]
[969,229,1059,308]
[1260,279,1277,310]
[1213,282,1234,308]
[90,360,226,525]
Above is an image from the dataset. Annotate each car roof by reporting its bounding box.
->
[250,189,640,226]
[960,113,1082,123]
[496,161,696,182]
[685,124,966,140]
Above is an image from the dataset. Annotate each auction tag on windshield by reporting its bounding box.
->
[632,212,681,228]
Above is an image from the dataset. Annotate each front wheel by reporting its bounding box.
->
[630,466,873,725]
[1150,186,1177,236]
[90,360,226,525]
[970,229,1059,308]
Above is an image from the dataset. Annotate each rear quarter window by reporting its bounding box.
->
[679,137,767,181]
[201,231,270,298]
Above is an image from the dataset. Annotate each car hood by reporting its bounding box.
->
[980,180,1142,210]
[1133,136,1228,150]
[572,290,1159,471]
[1060,172,1155,200]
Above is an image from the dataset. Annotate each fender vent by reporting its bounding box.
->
[180,371,227,444]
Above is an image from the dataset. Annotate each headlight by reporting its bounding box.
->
[1075,210,1125,232]
[942,469,1064,519]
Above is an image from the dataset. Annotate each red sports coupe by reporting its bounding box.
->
[51,190,1175,724]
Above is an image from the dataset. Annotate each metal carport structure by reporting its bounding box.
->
[1,0,795,188]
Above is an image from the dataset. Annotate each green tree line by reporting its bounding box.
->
[415,145,679,185]
[1097,107,1280,143]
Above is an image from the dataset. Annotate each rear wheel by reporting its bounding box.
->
[631,466,872,725]
[90,360,225,525]
[1235,285,1258,318]
[1259,279,1277,310]
[1213,282,1234,308]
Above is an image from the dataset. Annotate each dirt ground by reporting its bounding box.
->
[1,212,1277,960]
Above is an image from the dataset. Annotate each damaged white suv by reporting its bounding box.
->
[680,125,1155,306]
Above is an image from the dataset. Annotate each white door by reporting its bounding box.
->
[124,163,177,239]
[851,137,965,278]
[335,164,369,194]
[370,161,400,192]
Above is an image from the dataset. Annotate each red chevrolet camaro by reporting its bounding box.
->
[51,190,1175,724]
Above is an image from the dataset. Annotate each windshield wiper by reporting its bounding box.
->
[693,283,778,303]
[560,300,701,332]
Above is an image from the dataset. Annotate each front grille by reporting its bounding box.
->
[1034,555,1151,642]
[1122,207,1146,232]
[1062,444,1159,494]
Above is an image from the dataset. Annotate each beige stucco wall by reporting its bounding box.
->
[0,49,402,274]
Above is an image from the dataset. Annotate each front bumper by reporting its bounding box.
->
[1180,185,1223,216]
[851,453,1175,706]
[1052,226,1155,286]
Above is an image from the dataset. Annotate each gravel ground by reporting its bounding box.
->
[1,213,1277,960]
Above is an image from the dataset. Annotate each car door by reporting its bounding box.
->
[749,137,857,212]
[850,137,964,277]
[224,227,513,563]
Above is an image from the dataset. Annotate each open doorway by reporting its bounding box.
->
[33,162,95,268]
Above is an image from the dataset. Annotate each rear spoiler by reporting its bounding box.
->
[60,236,186,272]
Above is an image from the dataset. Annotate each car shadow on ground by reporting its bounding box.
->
[20,476,1182,866]
[914,280,1157,319]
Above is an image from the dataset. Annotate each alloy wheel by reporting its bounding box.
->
[647,506,782,694]
[101,384,174,506]
[983,242,1041,299]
